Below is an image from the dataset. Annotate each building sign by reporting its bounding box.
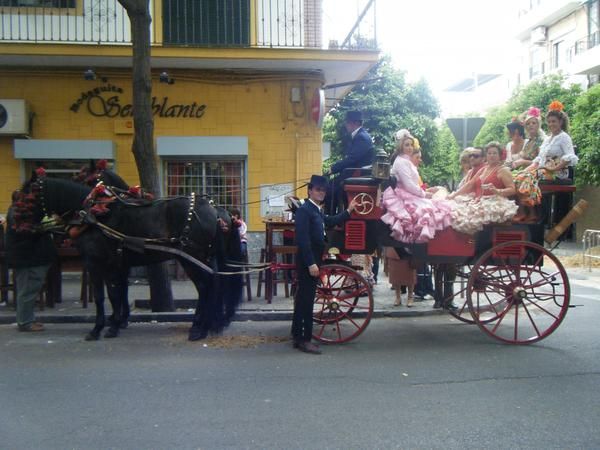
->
[70,84,207,119]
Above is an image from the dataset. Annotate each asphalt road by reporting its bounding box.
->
[1,284,599,450]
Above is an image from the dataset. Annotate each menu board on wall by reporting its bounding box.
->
[260,183,293,218]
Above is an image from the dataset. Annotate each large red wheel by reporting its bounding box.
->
[466,241,570,344]
[444,265,476,323]
[443,264,510,325]
[312,264,374,344]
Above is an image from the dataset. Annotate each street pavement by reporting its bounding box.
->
[1,282,599,449]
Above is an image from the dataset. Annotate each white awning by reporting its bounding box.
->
[14,139,115,159]
[157,136,248,156]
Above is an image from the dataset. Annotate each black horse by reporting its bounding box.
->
[15,173,243,341]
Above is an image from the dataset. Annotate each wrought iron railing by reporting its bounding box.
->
[0,0,377,50]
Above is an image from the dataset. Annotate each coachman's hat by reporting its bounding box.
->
[345,110,363,122]
[309,174,328,189]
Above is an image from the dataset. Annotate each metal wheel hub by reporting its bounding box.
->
[512,286,527,303]
[326,300,340,311]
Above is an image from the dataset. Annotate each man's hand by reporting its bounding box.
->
[309,264,320,277]
[347,196,358,214]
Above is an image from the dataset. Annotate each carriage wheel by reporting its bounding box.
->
[443,265,508,325]
[466,241,570,344]
[444,265,477,324]
[312,264,374,344]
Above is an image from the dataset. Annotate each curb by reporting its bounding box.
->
[0,307,445,326]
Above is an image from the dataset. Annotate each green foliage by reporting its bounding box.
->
[472,104,515,147]
[473,73,583,147]
[323,55,440,167]
[571,84,600,186]
[421,123,461,188]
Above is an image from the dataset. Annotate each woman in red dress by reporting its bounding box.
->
[448,142,518,234]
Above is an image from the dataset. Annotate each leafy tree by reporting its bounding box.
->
[571,84,600,186]
[323,55,440,167]
[473,73,583,147]
[421,123,461,188]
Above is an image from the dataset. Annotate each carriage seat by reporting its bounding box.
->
[343,177,379,187]
[341,167,372,179]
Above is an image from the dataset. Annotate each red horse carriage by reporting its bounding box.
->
[309,165,585,346]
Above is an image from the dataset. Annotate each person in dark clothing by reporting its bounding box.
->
[330,111,375,175]
[292,175,356,354]
[326,110,375,213]
[5,193,57,332]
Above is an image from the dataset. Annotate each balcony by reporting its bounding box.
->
[568,31,600,75]
[0,0,377,50]
[0,1,379,103]
[515,0,584,40]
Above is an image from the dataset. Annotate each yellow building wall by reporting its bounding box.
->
[0,70,324,230]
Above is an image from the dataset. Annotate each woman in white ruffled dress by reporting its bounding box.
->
[448,142,518,235]
[523,102,578,181]
[381,130,454,243]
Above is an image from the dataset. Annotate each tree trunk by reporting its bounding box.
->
[120,0,174,312]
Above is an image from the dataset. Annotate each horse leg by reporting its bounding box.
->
[181,262,211,341]
[85,270,106,341]
[103,271,127,338]
[106,269,130,329]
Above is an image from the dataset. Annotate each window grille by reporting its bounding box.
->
[24,159,108,181]
[0,0,76,7]
[165,159,245,213]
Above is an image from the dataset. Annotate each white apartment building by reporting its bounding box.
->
[516,0,599,88]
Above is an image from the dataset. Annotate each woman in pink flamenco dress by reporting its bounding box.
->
[381,130,454,243]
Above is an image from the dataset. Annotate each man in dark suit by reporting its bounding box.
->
[326,110,374,213]
[292,175,356,354]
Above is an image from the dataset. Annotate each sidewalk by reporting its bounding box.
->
[0,271,443,326]
[1,239,598,327]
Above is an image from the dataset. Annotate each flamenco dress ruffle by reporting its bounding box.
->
[381,186,454,244]
[451,194,519,235]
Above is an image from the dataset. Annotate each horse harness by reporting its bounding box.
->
[76,189,266,276]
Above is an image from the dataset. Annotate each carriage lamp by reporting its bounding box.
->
[372,148,390,180]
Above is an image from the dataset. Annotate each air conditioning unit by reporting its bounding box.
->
[531,26,547,44]
[0,99,30,135]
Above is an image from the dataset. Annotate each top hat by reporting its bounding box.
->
[309,174,328,189]
[345,110,363,122]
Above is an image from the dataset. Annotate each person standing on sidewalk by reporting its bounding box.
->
[292,175,356,354]
[5,191,56,332]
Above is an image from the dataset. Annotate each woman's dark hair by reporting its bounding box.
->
[484,141,502,156]
[506,121,525,138]
[546,109,569,132]
[229,207,241,218]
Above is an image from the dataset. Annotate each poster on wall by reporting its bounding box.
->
[260,183,293,219]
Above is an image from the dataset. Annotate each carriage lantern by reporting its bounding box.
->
[371,148,390,180]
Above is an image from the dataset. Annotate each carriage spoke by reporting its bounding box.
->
[521,300,542,338]
[523,298,560,320]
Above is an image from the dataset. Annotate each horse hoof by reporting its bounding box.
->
[85,332,100,341]
[188,328,208,341]
[104,328,119,339]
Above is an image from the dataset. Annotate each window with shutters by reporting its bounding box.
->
[162,0,250,46]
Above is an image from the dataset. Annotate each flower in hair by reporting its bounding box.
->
[526,107,540,118]
[96,159,108,170]
[548,100,564,112]
[35,167,46,178]
[394,129,412,142]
